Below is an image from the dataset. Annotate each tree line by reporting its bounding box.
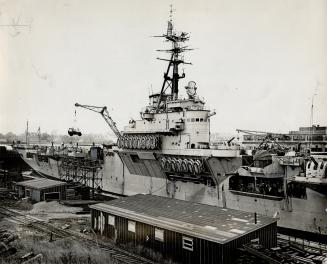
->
[0,132,113,145]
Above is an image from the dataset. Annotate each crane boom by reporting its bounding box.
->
[236,129,287,137]
[236,128,290,151]
[75,103,121,139]
[236,129,273,135]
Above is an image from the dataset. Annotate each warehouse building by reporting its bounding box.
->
[90,194,277,264]
[16,178,67,202]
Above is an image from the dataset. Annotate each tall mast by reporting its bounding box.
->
[309,82,319,151]
[37,126,41,144]
[155,7,192,110]
[26,120,29,147]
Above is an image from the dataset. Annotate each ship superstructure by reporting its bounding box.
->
[112,19,241,186]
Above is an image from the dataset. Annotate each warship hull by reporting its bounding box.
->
[17,148,327,235]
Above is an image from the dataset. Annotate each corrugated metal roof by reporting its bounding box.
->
[16,178,66,190]
[90,194,277,244]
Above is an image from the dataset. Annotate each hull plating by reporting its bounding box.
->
[18,149,327,234]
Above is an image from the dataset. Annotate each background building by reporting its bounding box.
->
[16,178,67,202]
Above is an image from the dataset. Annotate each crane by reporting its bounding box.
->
[75,103,121,139]
[236,129,291,139]
[236,128,290,151]
[236,129,276,136]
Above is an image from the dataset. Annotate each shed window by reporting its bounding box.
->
[196,118,199,122]
[128,220,136,233]
[94,216,97,230]
[99,212,105,234]
[155,228,164,242]
[187,118,190,122]
[182,236,193,251]
[108,215,115,226]
[191,118,195,122]
[200,118,204,122]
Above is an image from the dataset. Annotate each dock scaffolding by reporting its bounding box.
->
[58,157,103,192]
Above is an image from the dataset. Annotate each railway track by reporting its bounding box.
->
[0,206,156,264]
[277,234,327,256]
[237,235,327,264]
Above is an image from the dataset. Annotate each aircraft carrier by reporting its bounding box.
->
[15,17,327,238]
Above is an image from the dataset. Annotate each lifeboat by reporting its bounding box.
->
[175,159,183,172]
[181,159,188,172]
[128,137,133,149]
[137,137,142,149]
[187,159,195,174]
[165,158,172,171]
[123,137,129,149]
[132,137,138,149]
[119,134,160,150]
[160,157,167,169]
[150,136,157,150]
[193,160,202,174]
[145,136,151,150]
[140,137,146,149]
[171,158,178,172]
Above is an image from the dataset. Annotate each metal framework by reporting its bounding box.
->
[236,128,289,150]
[154,12,192,110]
[58,157,103,190]
[75,103,121,139]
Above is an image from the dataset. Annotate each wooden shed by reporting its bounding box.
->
[90,194,277,264]
[16,178,67,202]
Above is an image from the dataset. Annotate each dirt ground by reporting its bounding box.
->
[21,200,85,221]
[0,200,116,264]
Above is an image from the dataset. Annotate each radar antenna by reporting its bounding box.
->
[154,7,193,111]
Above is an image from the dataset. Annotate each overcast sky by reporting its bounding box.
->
[0,0,326,139]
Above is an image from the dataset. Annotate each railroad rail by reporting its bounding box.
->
[237,235,327,264]
[277,234,327,255]
[0,207,156,264]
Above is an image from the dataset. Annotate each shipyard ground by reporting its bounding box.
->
[1,198,327,264]
[0,221,114,264]
[0,201,111,264]
[0,200,155,264]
